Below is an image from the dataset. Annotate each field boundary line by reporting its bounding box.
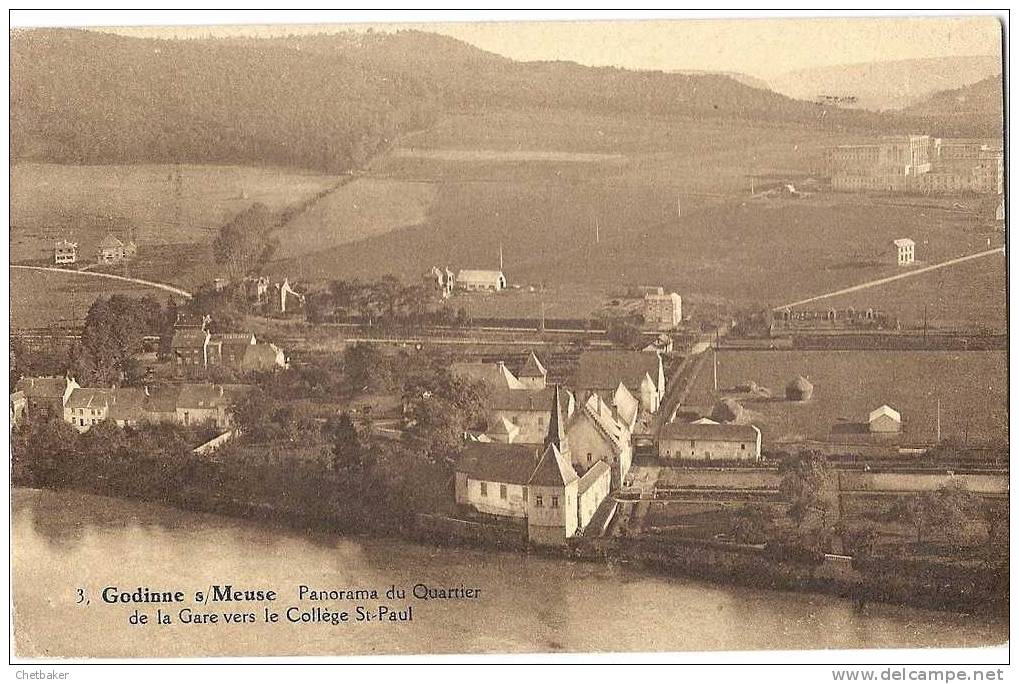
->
[775,247,1005,311]
[10,264,192,299]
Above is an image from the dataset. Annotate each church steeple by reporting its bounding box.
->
[543,384,570,457]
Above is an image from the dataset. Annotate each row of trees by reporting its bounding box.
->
[305,277,471,329]
[768,451,1003,566]
[12,295,178,387]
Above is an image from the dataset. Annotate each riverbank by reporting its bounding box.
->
[17,480,1007,619]
[13,487,1009,657]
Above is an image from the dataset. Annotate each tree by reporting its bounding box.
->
[886,481,979,545]
[730,505,771,545]
[343,342,392,392]
[212,204,278,280]
[322,413,371,474]
[779,451,839,529]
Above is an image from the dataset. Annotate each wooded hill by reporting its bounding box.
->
[11,28,997,174]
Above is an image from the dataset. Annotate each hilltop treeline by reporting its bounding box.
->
[12,28,925,174]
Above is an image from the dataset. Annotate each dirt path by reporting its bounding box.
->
[10,264,192,299]
[775,247,1005,311]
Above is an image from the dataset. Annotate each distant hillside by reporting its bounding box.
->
[902,74,1004,135]
[769,55,1002,111]
[12,28,904,174]
[668,70,772,91]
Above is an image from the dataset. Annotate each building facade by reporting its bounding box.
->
[456,270,507,292]
[644,292,683,329]
[894,238,915,265]
[658,422,762,462]
[54,240,77,265]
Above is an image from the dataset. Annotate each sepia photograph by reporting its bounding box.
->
[6,9,1010,669]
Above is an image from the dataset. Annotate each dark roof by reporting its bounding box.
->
[65,388,113,410]
[172,330,209,350]
[659,422,759,442]
[528,443,579,487]
[16,376,68,399]
[488,387,569,413]
[107,388,146,422]
[543,385,569,455]
[241,343,283,369]
[98,234,124,249]
[518,351,547,378]
[143,386,180,414]
[572,350,660,391]
[455,443,537,484]
[577,460,611,494]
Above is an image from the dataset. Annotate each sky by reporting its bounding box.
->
[37,13,1006,80]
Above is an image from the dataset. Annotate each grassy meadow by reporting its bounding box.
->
[682,349,1008,447]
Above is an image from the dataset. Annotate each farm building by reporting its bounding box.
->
[785,376,814,401]
[456,269,507,292]
[658,422,762,462]
[54,240,77,265]
[893,238,915,265]
[643,291,683,329]
[565,393,633,489]
[423,266,456,298]
[868,405,902,433]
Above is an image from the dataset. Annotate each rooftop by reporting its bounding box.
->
[572,350,661,391]
[659,421,760,443]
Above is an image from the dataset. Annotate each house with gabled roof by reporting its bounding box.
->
[566,393,633,488]
[454,386,611,546]
[572,350,665,414]
[16,376,79,420]
[516,351,547,390]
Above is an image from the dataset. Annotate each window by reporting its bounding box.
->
[551,496,559,509]
[587,453,592,463]
[741,443,746,450]
[535,494,543,507]
[500,484,507,500]
[480,482,487,496]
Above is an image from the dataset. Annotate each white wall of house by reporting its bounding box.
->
[659,433,761,461]
[526,480,578,545]
[577,468,611,532]
[566,415,631,489]
[454,472,528,518]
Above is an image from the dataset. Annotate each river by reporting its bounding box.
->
[12,488,1008,658]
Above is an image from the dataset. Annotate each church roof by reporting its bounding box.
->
[543,384,570,456]
[527,443,579,487]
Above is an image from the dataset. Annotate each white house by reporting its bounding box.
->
[565,393,633,489]
[868,405,902,433]
[644,292,683,329]
[893,238,915,265]
[658,422,762,462]
[456,269,507,292]
[54,240,77,265]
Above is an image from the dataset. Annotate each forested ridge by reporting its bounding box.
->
[12,28,925,174]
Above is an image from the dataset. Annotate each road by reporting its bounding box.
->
[774,247,1005,310]
[10,264,192,299]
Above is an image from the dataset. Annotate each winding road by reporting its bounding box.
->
[774,246,1005,311]
[10,264,192,299]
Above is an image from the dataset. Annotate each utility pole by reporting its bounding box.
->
[499,243,504,272]
[676,196,682,219]
[712,348,718,392]
[595,214,600,244]
[936,397,942,444]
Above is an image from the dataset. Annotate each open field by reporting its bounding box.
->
[10,163,340,264]
[273,179,437,261]
[682,349,1007,447]
[794,251,1007,332]
[269,109,997,319]
[10,267,187,329]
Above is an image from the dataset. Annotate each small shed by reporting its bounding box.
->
[785,376,814,402]
[868,405,902,433]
